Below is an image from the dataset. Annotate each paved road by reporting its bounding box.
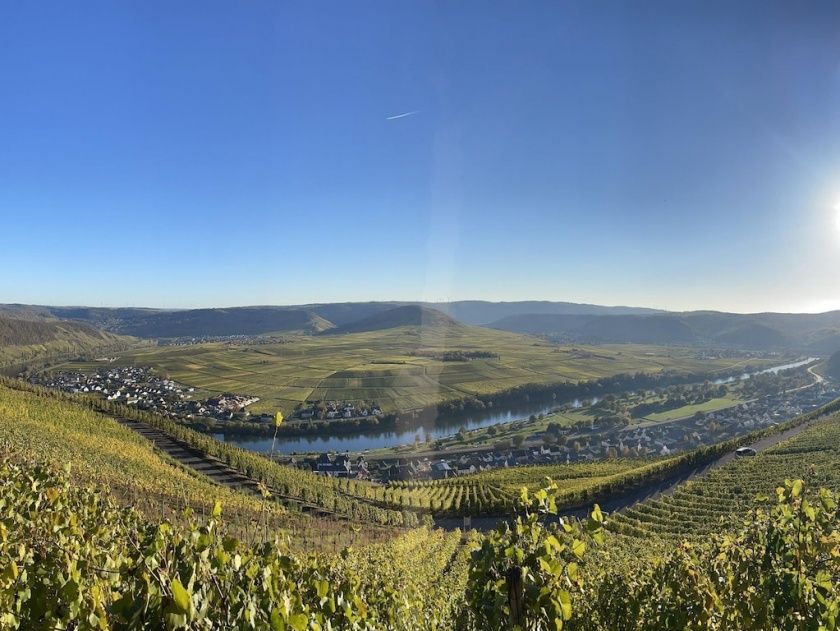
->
[436,412,828,531]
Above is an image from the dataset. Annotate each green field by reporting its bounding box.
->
[642,395,741,422]
[50,325,775,415]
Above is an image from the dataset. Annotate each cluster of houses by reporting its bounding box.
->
[291,379,840,482]
[31,367,259,421]
[294,401,383,422]
[161,335,287,347]
[691,349,782,361]
[293,453,371,478]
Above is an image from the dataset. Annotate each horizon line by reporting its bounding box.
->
[2,299,839,317]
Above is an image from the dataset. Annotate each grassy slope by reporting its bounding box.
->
[642,395,741,422]
[52,325,777,414]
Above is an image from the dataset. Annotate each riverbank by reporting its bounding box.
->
[214,359,809,455]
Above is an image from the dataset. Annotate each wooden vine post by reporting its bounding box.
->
[506,565,524,629]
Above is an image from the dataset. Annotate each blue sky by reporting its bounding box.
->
[2,1,840,313]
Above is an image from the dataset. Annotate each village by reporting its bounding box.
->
[30,366,259,421]
[289,401,383,423]
[288,376,840,483]
[29,365,381,426]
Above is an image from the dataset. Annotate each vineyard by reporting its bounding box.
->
[0,457,477,629]
[69,333,774,415]
[607,412,840,542]
[0,382,401,551]
[0,378,428,527]
[384,459,679,516]
[4,375,840,527]
[385,478,516,515]
[1,451,836,629]
[0,378,695,521]
[0,376,838,627]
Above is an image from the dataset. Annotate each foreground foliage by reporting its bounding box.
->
[1,452,837,630]
[0,378,419,528]
[575,481,839,631]
[0,459,465,629]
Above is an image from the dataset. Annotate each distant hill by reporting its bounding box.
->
[306,300,660,327]
[577,315,699,345]
[111,307,334,337]
[0,300,665,338]
[0,314,129,366]
[323,305,460,335]
[489,313,700,345]
[712,322,789,348]
[305,302,400,327]
[427,300,662,325]
[487,313,596,335]
[0,305,335,338]
[5,301,840,352]
[488,310,840,352]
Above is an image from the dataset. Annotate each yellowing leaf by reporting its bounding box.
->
[288,613,308,630]
[558,589,573,619]
[170,578,192,615]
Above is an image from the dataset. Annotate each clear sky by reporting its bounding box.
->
[2,1,840,313]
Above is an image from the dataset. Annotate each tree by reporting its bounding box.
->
[512,435,525,448]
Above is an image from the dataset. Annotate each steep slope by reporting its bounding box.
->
[487,313,595,335]
[0,314,129,366]
[0,381,283,524]
[323,305,461,334]
[577,314,698,344]
[109,307,334,338]
[0,304,168,328]
[306,302,400,327]
[429,300,662,324]
[489,310,834,351]
[712,322,789,349]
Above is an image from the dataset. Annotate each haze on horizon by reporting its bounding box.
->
[2,1,840,314]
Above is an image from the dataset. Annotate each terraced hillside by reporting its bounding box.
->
[608,412,840,541]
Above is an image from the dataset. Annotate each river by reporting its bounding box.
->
[216,357,818,455]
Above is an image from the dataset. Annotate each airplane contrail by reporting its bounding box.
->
[386,110,419,120]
